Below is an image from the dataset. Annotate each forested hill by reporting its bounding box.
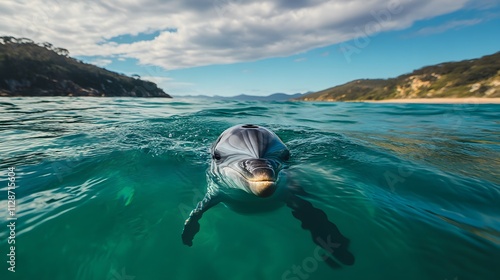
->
[0,36,171,97]
[296,51,500,101]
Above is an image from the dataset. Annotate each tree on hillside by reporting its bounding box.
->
[42,42,53,50]
[0,36,16,44]
[18,38,34,44]
[54,47,69,56]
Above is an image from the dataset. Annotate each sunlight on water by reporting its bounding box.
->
[0,97,499,280]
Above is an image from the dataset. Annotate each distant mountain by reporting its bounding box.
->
[0,36,171,97]
[295,51,500,101]
[178,92,305,101]
[227,93,305,101]
[175,94,213,99]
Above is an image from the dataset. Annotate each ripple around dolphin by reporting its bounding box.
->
[0,97,499,280]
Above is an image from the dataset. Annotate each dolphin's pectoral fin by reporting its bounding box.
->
[181,211,201,247]
[181,193,220,247]
[285,193,355,267]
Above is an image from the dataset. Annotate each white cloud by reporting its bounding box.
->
[466,0,500,10]
[89,58,112,67]
[140,75,175,86]
[0,0,475,70]
[139,75,196,95]
[415,19,483,36]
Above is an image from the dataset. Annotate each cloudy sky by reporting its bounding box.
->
[1,0,499,96]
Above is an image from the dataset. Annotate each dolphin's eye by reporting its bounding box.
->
[212,152,222,161]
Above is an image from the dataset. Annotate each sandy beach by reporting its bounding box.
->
[363,98,500,104]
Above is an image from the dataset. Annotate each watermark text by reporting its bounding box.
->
[6,167,17,273]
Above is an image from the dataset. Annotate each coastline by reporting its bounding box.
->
[359,98,500,104]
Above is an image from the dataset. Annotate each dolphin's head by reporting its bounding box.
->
[210,124,290,198]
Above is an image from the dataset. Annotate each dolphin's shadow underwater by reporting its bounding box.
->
[181,124,355,267]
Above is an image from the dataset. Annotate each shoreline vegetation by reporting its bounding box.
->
[0,36,171,98]
[354,97,500,104]
[295,51,500,102]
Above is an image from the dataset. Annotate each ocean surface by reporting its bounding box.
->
[0,97,499,280]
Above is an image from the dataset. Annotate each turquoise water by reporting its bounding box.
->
[0,97,499,280]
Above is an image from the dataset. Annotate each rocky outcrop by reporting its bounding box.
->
[0,37,171,98]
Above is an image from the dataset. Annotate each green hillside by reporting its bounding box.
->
[296,51,500,101]
[0,36,171,97]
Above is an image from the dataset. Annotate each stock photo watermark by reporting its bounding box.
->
[19,0,62,39]
[339,0,403,63]
[178,188,206,219]
[281,235,340,280]
[50,153,85,183]
[110,267,135,280]
[385,101,481,192]
[384,158,417,192]
[213,0,243,17]
[5,167,17,273]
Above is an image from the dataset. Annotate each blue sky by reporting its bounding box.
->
[1,0,499,96]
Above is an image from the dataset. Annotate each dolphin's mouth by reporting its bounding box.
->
[235,167,275,181]
[239,159,278,197]
[247,180,277,198]
[223,159,279,198]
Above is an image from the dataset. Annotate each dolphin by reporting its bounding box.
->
[181,124,354,267]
